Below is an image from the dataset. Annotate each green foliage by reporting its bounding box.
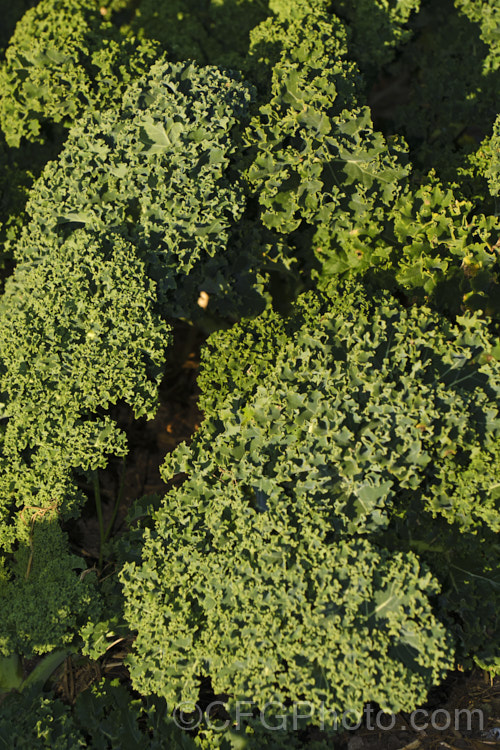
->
[305,107,410,280]
[21,58,262,320]
[390,177,500,316]
[0,523,101,656]
[245,7,367,238]
[123,515,452,716]
[472,114,500,199]
[381,513,500,672]
[0,134,64,271]
[246,1,361,104]
[0,229,169,556]
[304,137,499,320]
[196,282,500,672]
[237,0,500,322]
[72,680,178,749]
[0,676,331,749]
[0,56,262,658]
[0,0,36,58]
[122,0,269,70]
[1,0,500,737]
[0,654,22,692]
[0,648,73,697]
[455,0,500,72]
[379,0,500,181]
[0,679,189,749]
[320,172,500,318]
[199,282,500,537]
[331,0,420,74]
[117,283,500,716]
[100,0,132,15]
[0,0,158,147]
[0,686,83,749]
[243,3,443,297]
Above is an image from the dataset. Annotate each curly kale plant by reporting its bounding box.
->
[197,282,500,670]
[119,281,500,717]
[239,0,500,322]
[331,0,421,74]
[0,230,168,552]
[201,283,500,534]
[0,229,166,654]
[123,0,268,70]
[20,58,261,320]
[0,0,158,147]
[123,516,451,718]
[240,0,500,319]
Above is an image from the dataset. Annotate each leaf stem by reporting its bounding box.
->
[104,458,126,543]
[93,469,105,570]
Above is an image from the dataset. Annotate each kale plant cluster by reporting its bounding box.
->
[0,0,499,747]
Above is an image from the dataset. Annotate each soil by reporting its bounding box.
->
[335,671,500,749]
[70,322,204,561]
